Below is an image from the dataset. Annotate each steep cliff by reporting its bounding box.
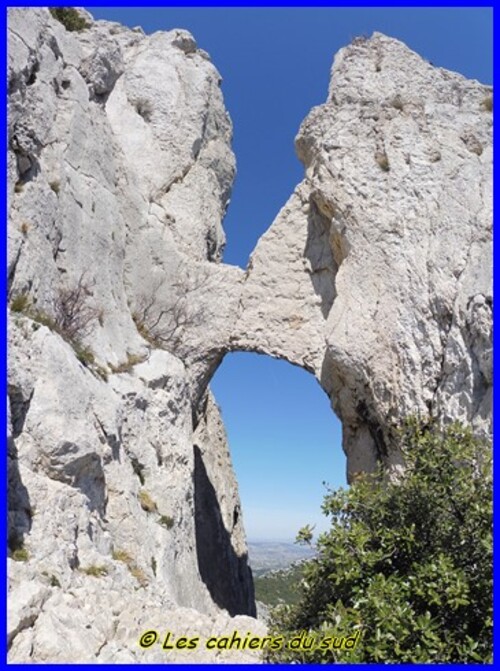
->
[8,8,256,662]
[7,8,492,663]
[232,33,492,478]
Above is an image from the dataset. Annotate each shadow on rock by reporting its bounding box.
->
[194,444,256,617]
[8,436,32,554]
[304,197,338,319]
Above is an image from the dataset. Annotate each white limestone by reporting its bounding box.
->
[8,9,492,663]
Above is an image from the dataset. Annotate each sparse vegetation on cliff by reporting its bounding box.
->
[112,548,149,587]
[80,565,108,578]
[9,275,102,375]
[480,95,493,112]
[10,293,30,313]
[138,489,157,513]
[267,420,492,663]
[158,514,174,529]
[10,545,29,562]
[109,352,147,374]
[49,8,90,32]
[375,150,390,171]
[131,272,209,350]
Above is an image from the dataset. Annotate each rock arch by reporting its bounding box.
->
[187,34,492,484]
[7,10,492,659]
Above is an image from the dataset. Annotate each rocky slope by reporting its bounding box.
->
[8,7,256,662]
[8,7,492,663]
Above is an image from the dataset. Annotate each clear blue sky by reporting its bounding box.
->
[88,7,492,541]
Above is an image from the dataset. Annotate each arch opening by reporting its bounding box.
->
[203,351,346,610]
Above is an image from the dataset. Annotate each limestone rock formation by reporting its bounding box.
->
[231,33,493,478]
[8,7,492,663]
[8,7,252,662]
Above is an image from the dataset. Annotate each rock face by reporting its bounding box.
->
[8,8,252,662]
[8,8,492,663]
[233,33,493,478]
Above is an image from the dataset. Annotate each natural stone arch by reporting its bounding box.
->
[187,34,492,485]
[7,10,492,660]
[193,350,345,617]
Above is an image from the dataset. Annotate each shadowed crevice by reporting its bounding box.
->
[8,436,32,554]
[305,199,337,319]
[193,444,256,616]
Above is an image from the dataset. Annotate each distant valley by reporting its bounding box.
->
[247,542,315,611]
[247,540,315,576]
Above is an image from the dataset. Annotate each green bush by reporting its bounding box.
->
[49,8,90,32]
[139,489,157,513]
[375,151,390,172]
[10,293,30,313]
[80,564,108,577]
[10,546,29,562]
[158,514,174,529]
[481,95,493,112]
[73,343,95,366]
[267,420,492,663]
[111,548,148,587]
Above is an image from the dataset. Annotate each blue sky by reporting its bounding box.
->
[88,7,492,541]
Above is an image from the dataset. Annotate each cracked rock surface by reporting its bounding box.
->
[8,8,253,662]
[231,33,492,478]
[8,9,492,663]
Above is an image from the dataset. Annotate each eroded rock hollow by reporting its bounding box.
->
[7,8,492,662]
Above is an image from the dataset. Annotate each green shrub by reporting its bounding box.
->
[10,546,29,562]
[74,343,95,366]
[139,489,157,513]
[41,570,61,587]
[112,548,133,564]
[49,180,61,194]
[375,151,390,172]
[112,548,148,587]
[30,308,57,331]
[10,293,30,313]
[480,95,493,112]
[109,352,147,374]
[80,564,108,577]
[49,7,90,32]
[267,420,492,663]
[158,515,174,530]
